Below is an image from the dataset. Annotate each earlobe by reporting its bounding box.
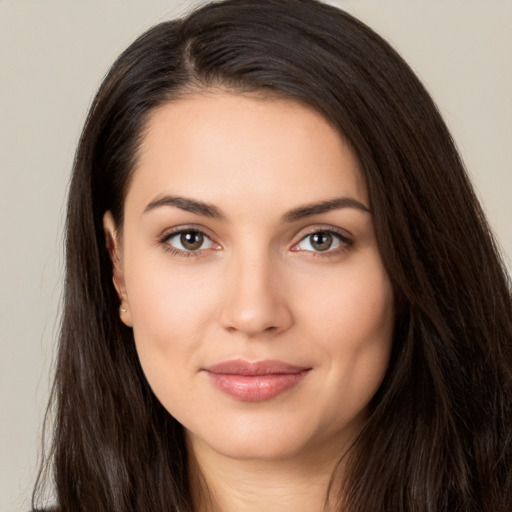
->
[103,211,133,327]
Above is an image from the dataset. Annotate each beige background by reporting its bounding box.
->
[1,1,510,511]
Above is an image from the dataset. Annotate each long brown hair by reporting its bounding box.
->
[33,1,512,511]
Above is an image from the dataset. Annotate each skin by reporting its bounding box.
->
[104,91,395,511]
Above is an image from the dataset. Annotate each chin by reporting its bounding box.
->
[185,410,348,463]
[196,431,313,462]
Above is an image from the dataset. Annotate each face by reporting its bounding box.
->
[104,92,395,463]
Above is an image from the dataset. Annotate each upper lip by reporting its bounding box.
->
[203,359,310,376]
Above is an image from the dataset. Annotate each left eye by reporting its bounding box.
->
[294,231,347,252]
[165,230,216,252]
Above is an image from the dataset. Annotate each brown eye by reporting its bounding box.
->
[310,232,333,252]
[292,229,351,254]
[180,231,204,250]
[164,229,216,253]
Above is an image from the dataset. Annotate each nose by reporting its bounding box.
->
[219,252,293,337]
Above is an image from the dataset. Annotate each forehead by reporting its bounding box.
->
[126,92,368,214]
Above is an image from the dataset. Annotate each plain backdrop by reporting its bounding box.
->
[1,1,510,511]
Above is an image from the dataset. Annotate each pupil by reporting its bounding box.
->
[311,232,332,251]
[181,231,203,250]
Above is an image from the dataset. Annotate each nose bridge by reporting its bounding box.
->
[219,243,291,336]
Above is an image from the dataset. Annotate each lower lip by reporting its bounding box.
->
[205,371,310,402]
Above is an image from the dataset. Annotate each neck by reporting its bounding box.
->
[187,434,349,512]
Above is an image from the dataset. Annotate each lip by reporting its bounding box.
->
[203,359,311,402]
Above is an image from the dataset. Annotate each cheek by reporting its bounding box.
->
[297,255,394,347]
[123,255,220,392]
[126,253,218,333]
[294,255,394,409]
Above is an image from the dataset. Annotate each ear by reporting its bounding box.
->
[103,211,133,327]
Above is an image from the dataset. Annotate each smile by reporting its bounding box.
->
[203,359,311,402]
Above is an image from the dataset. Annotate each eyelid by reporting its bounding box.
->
[158,224,217,242]
[293,224,353,243]
[158,225,221,256]
[290,225,353,253]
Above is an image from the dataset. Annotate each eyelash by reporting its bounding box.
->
[159,228,218,258]
[159,227,353,259]
[290,228,354,259]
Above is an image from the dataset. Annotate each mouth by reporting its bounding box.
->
[202,359,311,402]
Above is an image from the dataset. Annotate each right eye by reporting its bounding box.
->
[162,229,217,254]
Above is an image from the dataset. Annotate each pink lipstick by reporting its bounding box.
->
[203,360,310,402]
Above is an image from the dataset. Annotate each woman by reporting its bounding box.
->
[32,0,512,511]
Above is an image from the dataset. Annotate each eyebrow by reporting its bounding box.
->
[143,195,226,219]
[281,197,371,223]
[143,194,371,222]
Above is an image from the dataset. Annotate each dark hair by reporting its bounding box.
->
[33,0,512,511]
